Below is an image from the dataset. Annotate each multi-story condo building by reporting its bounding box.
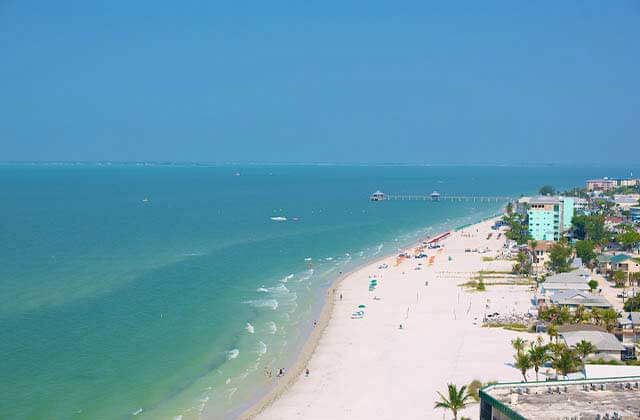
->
[587,177,639,191]
[527,196,574,241]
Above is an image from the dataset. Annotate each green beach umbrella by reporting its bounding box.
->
[358,305,366,308]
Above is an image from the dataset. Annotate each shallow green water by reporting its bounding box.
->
[0,164,632,419]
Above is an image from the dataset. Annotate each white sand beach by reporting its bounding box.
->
[246,217,537,420]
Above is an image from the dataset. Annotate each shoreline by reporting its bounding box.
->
[238,213,503,419]
[238,251,394,419]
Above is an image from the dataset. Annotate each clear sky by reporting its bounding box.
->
[1,1,638,164]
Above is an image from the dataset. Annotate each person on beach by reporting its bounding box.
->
[305,368,309,377]
[340,293,342,300]
[399,324,403,329]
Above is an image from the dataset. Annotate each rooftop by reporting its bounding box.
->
[619,312,640,326]
[550,291,612,309]
[530,196,562,204]
[481,377,640,420]
[561,330,626,351]
[545,268,591,283]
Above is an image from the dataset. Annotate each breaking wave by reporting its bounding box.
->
[246,323,254,334]
[257,341,267,355]
[243,299,278,310]
[226,349,239,360]
[298,269,314,282]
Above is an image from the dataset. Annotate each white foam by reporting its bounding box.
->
[173,416,183,420]
[304,257,312,261]
[227,387,238,400]
[298,269,314,282]
[245,323,254,334]
[373,243,384,255]
[226,349,239,360]
[243,299,278,310]
[270,216,287,221]
[267,321,277,334]
[256,287,269,293]
[225,377,231,384]
[132,408,143,416]
[325,257,333,261]
[257,341,267,355]
[280,273,294,283]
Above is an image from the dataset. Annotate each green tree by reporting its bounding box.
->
[575,240,596,265]
[547,241,573,273]
[571,215,607,243]
[591,308,603,325]
[547,324,558,342]
[514,352,531,382]
[434,384,472,420]
[601,308,619,333]
[588,279,599,293]
[613,269,627,288]
[553,348,578,379]
[527,343,550,381]
[625,294,640,311]
[616,230,640,250]
[506,202,514,215]
[512,252,532,275]
[575,339,596,361]
[511,337,527,355]
[539,185,556,196]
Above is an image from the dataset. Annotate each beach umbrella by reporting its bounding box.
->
[358,305,366,308]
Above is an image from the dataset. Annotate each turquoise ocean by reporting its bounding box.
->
[1,164,636,419]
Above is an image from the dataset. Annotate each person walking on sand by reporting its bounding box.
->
[305,368,309,377]
[340,293,342,301]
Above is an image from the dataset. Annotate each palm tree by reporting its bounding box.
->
[601,309,619,333]
[548,341,568,362]
[574,305,585,324]
[514,352,531,382]
[553,348,578,379]
[434,384,472,420]
[511,337,526,355]
[527,343,550,382]
[547,324,558,343]
[591,307,602,326]
[575,339,596,361]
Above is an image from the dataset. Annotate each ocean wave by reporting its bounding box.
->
[227,387,238,400]
[182,252,204,257]
[280,273,294,283]
[246,323,254,334]
[298,269,314,282]
[257,284,289,295]
[304,257,312,261]
[373,243,383,255]
[257,341,267,355]
[226,349,239,360]
[243,299,278,310]
[325,257,333,261]
[267,321,277,334]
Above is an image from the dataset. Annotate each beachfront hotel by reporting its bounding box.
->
[480,377,640,420]
[587,178,639,192]
[527,196,574,241]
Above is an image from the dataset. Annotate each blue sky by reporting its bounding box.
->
[1,1,639,163]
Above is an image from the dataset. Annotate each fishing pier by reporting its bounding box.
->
[370,190,512,202]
